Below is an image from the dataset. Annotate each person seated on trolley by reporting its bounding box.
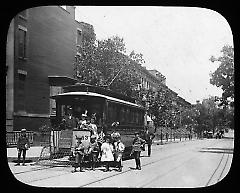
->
[63,107,78,130]
[72,136,86,172]
[89,117,98,137]
[111,121,120,143]
[78,113,88,130]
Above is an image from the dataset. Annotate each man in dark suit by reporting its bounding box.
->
[144,128,155,157]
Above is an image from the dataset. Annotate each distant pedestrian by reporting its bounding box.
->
[72,136,86,172]
[101,136,114,172]
[166,133,169,141]
[130,132,146,170]
[144,128,155,157]
[15,129,30,166]
[88,135,100,171]
[113,136,125,172]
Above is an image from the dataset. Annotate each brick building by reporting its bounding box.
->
[6,5,190,134]
[6,6,95,131]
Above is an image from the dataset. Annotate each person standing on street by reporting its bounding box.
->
[88,135,100,171]
[113,136,125,172]
[101,136,114,172]
[15,128,30,166]
[72,136,85,172]
[130,132,146,170]
[144,128,155,157]
[97,128,105,161]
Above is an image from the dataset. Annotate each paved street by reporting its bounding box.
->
[8,130,234,188]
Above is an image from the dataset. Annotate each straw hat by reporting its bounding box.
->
[21,128,27,132]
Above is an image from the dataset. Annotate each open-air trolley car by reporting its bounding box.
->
[50,83,146,158]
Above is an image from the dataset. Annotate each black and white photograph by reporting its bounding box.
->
[6,6,234,188]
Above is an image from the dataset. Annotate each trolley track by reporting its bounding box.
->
[218,153,230,181]
[13,139,229,187]
[205,148,231,186]
[79,139,224,187]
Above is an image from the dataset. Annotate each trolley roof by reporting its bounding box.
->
[63,83,136,103]
[51,91,144,109]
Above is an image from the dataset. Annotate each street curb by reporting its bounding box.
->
[8,157,39,163]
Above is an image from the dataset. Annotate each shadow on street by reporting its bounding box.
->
[199,147,233,154]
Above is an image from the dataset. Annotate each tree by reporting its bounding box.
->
[189,96,234,136]
[210,45,234,106]
[74,35,141,97]
[129,50,145,65]
[144,86,176,129]
[181,107,199,132]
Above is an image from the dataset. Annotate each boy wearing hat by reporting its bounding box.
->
[130,132,146,170]
[72,136,85,172]
[15,129,30,166]
[88,135,100,171]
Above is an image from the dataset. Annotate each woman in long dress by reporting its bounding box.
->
[101,136,114,172]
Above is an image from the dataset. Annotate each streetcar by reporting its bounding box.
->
[50,83,146,157]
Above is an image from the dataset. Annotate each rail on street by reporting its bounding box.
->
[7,130,234,188]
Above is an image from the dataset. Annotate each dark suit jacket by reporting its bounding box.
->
[144,132,155,144]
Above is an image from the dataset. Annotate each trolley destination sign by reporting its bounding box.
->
[58,130,73,149]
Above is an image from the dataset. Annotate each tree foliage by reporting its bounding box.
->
[181,96,234,136]
[129,50,145,65]
[74,35,140,97]
[210,45,234,106]
[138,87,177,128]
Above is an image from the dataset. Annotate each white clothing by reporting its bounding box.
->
[89,123,98,136]
[101,142,114,162]
[114,141,125,152]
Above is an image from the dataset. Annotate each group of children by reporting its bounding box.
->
[15,117,152,172]
[72,131,125,173]
[72,128,149,173]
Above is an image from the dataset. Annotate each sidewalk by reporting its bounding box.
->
[153,137,196,145]
[7,138,194,162]
[7,146,43,162]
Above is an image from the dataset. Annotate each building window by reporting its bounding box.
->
[76,28,82,46]
[17,72,26,111]
[18,25,27,59]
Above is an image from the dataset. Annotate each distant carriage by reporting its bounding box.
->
[50,83,146,158]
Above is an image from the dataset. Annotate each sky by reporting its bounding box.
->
[75,6,233,104]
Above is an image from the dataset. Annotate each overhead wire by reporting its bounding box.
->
[76,8,195,103]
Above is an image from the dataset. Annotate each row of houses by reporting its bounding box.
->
[6,6,191,132]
